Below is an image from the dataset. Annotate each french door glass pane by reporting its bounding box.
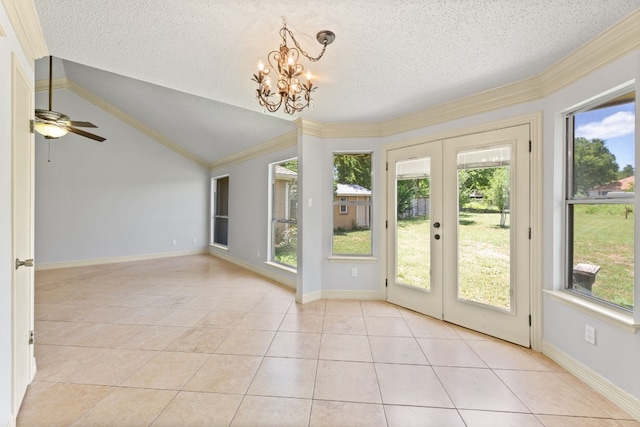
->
[396,157,431,290]
[457,147,512,311]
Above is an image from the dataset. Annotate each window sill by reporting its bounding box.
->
[328,256,378,263]
[264,261,297,274]
[543,289,638,333]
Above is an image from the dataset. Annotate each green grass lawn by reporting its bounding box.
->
[396,212,511,309]
[572,204,634,309]
[333,229,372,255]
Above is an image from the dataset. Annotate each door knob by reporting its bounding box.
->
[433,222,441,228]
[15,258,34,270]
[434,234,441,240]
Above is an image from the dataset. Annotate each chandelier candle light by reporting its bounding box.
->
[252,19,335,115]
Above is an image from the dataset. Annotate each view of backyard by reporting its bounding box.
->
[572,204,634,309]
[397,208,511,310]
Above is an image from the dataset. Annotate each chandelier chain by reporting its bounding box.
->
[283,28,328,62]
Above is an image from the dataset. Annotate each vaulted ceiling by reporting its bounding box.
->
[32,1,640,165]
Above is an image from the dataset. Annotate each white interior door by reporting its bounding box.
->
[387,125,531,346]
[12,54,36,415]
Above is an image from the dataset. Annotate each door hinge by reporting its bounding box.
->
[386,162,388,171]
[528,227,531,239]
[29,330,34,345]
[30,119,35,134]
[385,220,388,229]
[385,279,388,288]
[529,140,532,152]
[528,315,532,327]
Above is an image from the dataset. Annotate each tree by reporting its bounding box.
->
[458,168,495,209]
[397,178,430,216]
[619,164,634,179]
[334,153,371,189]
[573,138,619,196]
[485,167,510,227]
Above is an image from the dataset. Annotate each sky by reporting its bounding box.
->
[574,102,636,171]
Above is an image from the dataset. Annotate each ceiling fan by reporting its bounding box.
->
[34,55,106,142]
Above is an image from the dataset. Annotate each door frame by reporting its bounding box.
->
[381,113,543,351]
[11,52,37,417]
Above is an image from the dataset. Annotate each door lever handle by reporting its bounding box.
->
[15,258,34,270]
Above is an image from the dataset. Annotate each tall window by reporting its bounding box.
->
[333,153,373,256]
[271,159,298,268]
[212,175,229,246]
[565,89,635,311]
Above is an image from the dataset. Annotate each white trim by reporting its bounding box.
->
[5,414,16,427]
[299,290,322,304]
[209,248,296,289]
[210,130,297,171]
[321,289,386,300]
[0,0,48,64]
[327,256,378,263]
[264,261,297,274]
[35,78,210,169]
[34,249,209,271]
[299,289,386,303]
[543,341,640,421]
[544,290,638,333]
[0,21,6,37]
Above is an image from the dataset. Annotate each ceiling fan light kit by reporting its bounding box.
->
[252,19,335,115]
[34,55,106,142]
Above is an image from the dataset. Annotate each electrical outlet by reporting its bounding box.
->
[192,238,197,244]
[257,251,261,258]
[351,268,358,277]
[172,239,177,246]
[584,324,596,345]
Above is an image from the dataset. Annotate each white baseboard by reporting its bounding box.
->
[299,289,385,303]
[320,289,386,300]
[299,290,322,304]
[543,341,640,421]
[35,249,209,270]
[208,249,296,289]
[5,413,15,427]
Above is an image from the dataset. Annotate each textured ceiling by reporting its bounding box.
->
[32,1,640,164]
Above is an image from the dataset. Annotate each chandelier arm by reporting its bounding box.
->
[284,28,328,62]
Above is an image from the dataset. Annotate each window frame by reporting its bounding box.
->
[564,86,636,313]
[269,158,298,269]
[211,175,229,247]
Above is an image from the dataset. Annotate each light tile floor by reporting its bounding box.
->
[17,254,638,426]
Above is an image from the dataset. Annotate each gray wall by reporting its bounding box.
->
[34,89,210,265]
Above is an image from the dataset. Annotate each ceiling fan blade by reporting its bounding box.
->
[66,121,98,128]
[63,126,106,142]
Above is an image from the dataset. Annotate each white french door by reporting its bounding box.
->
[387,125,531,346]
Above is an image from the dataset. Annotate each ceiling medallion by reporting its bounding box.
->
[252,19,335,115]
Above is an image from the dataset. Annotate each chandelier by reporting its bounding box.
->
[252,19,335,115]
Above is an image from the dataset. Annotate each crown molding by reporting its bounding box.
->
[35,76,209,169]
[1,0,48,64]
[539,8,640,96]
[380,76,543,137]
[297,119,381,138]
[209,130,298,171]
[296,9,638,140]
[35,76,66,92]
